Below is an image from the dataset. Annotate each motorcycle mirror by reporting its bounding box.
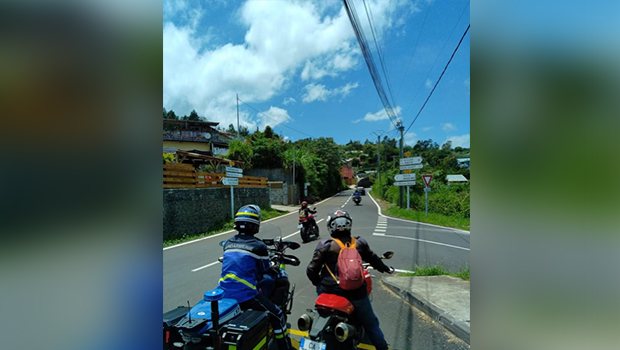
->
[287,241,301,250]
[219,240,226,247]
[382,251,394,259]
[218,257,223,263]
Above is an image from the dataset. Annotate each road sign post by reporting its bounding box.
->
[394,181,415,186]
[223,168,243,219]
[422,175,433,217]
[407,186,410,211]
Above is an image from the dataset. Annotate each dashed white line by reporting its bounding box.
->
[374,228,387,232]
[191,261,220,272]
[372,232,470,251]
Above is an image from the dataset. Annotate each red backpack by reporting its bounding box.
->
[324,238,364,290]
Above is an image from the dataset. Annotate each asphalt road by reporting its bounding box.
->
[163,189,470,350]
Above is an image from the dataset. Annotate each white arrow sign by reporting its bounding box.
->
[394,173,416,181]
[222,178,238,186]
[394,181,416,186]
[226,172,243,178]
[400,157,423,166]
[400,164,424,170]
[225,166,243,173]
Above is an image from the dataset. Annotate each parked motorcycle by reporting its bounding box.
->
[296,251,394,350]
[163,225,301,350]
[299,208,319,243]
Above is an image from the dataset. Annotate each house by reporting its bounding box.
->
[163,119,235,156]
[446,174,469,184]
[340,159,355,185]
[457,157,470,170]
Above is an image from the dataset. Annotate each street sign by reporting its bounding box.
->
[222,178,238,186]
[394,173,416,181]
[400,164,424,170]
[404,151,412,157]
[422,174,433,187]
[424,187,431,192]
[226,172,243,178]
[394,181,416,186]
[225,166,243,173]
[403,170,412,174]
[400,157,423,166]
[305,182,310,186]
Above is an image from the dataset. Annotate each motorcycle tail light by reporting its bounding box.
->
[298,313,314,331]
[334,322,356,342]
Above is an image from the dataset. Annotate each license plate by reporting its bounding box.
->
[299,338,326,350]
[297,224,303,229]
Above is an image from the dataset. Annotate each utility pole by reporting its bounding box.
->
[398,122,404,207]
[372,131,382,189]
[292,147,296,204]
[236,93,240,139]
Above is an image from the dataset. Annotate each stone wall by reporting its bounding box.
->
[163,187,270,238]
[269,182,287,205]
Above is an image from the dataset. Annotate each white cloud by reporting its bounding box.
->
[441,123,457,131]
[425,79,433,89]
[283,97,297,105]
[302,82,359,103]
[259,106,292,130]
[464,77,470,87]
[164,0,411,129]
[422,126,434,132]
[446,134,470,148]
[360,106,402,122]
[404,132,417,146]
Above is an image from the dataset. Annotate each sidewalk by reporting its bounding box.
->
[383,275,470,344]
[270,204,299,212]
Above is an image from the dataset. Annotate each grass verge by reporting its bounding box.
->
[397,265,470,281]
[163,207,287,247]
[370,190,469,231]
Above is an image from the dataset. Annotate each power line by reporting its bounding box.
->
[404,24,470,135]
[237,97,313,138]
[394,0,434,101]
[402,1,469,120]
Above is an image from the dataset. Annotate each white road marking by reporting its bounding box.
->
[367,192,470,235]
[165,192,342,251]
[373,233,385,236]
[191,261,219,272]
[376,223,387,227]
[374,228,386,232]
[372,232,470,251]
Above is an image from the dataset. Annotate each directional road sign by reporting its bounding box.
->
[422,174,433,187]
[394,173,416,181]
[400,164,424,170]
[394,181,416,186]
[225,166,243,173]
[222,178,239,186]
[424,187,431,192]
[400,157,423,166]
[225,172,243,178]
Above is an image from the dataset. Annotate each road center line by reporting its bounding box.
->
[191,261,219,272]
[373,233,470,251]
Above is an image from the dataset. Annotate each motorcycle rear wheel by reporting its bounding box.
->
[300,227,310,243]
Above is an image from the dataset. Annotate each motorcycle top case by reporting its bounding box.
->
[221,310,269,350]
[176,297,242,335]
[163,306,190,349]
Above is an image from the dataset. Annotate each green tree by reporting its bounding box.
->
[188,109,201,121]
[226,140,253,169]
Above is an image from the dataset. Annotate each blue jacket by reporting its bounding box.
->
[218,234,270,303]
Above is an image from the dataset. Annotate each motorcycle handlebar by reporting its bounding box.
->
[281,254,301,266]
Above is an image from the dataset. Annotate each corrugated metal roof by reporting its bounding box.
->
[446,174,469,182]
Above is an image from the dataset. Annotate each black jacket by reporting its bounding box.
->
[306,235,390,300]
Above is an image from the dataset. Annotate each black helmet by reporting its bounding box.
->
[234,204,262,234]
[326,209,352,237]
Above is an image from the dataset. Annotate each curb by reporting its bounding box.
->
[382,279,470,344]
[368,191,470,235]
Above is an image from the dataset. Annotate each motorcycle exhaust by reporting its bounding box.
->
[297,313,314,331]
[334,322,356,342]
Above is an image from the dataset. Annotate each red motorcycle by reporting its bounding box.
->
[296,252,394,350]
[298,209,319,243]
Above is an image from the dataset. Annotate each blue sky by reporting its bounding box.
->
[163,0,470,148]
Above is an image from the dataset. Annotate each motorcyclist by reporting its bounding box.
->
[353,190,361,201]
[218,204,293,350]
[306,209,394,350]
[299,201,318,231]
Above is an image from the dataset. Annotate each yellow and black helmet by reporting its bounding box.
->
[234,204,261,234]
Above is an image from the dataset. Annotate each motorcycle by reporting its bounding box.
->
[353,196,361,206]
[298,208,319,243]
[296,251,394,350]
[163,225,301,350]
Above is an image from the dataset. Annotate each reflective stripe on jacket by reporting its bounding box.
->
[218,234,270,303]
